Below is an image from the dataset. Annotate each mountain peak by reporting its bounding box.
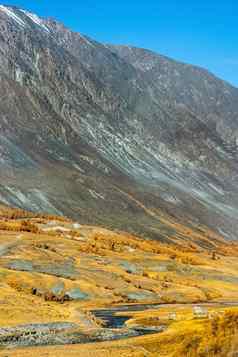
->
[0,4,50,32]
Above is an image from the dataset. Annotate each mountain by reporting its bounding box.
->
[0,4,238,241]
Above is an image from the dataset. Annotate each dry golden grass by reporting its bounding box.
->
[0,205,238,356]
[0,345,151,357]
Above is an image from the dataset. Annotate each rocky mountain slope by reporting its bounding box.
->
[0,5,238,240]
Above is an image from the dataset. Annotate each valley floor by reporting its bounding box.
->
[0,205,238,355]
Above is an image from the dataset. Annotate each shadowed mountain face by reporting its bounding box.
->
[0,5,238,241]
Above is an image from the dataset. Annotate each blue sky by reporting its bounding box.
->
[4,0,238,87]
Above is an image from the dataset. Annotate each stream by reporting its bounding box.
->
[0,304,164,349]
[2,302,237,349]
[91,303,163,328]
